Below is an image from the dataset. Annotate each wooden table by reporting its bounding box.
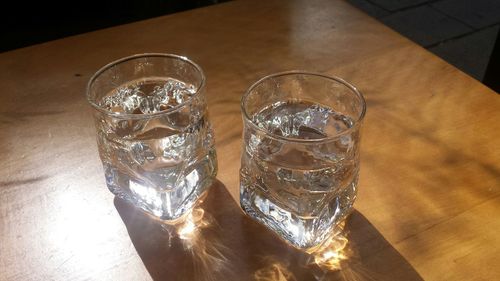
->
[1,0,498,280]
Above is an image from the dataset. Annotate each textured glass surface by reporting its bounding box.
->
[88,54,217,220]
[240,72,365,249]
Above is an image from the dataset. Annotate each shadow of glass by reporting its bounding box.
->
[114,181,423,281]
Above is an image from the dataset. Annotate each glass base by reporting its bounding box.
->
[104,150,217,220]
[240,181,356,250]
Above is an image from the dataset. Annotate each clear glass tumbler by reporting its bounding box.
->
[87,54,217,220]
[240,71,366,249]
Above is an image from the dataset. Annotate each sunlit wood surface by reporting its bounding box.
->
[1,0,498,280]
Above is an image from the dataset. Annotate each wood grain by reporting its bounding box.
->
[0,0,498,280]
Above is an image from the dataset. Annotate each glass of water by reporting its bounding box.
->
[240,71,366,249]
[87,53,217,220]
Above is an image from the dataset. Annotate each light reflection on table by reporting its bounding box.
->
[114,181,423,281]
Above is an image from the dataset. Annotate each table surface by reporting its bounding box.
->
[1,0,499,280]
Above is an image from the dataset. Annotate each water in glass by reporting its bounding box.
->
[94,77,217,220]
[240,100,360,249]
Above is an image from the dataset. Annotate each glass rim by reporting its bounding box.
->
[241,70,367,143]
[86,53,206,119]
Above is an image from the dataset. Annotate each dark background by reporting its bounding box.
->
[1,0,230,53]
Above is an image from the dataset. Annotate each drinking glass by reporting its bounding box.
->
[240,71,366,249]
[87,53,217,220]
